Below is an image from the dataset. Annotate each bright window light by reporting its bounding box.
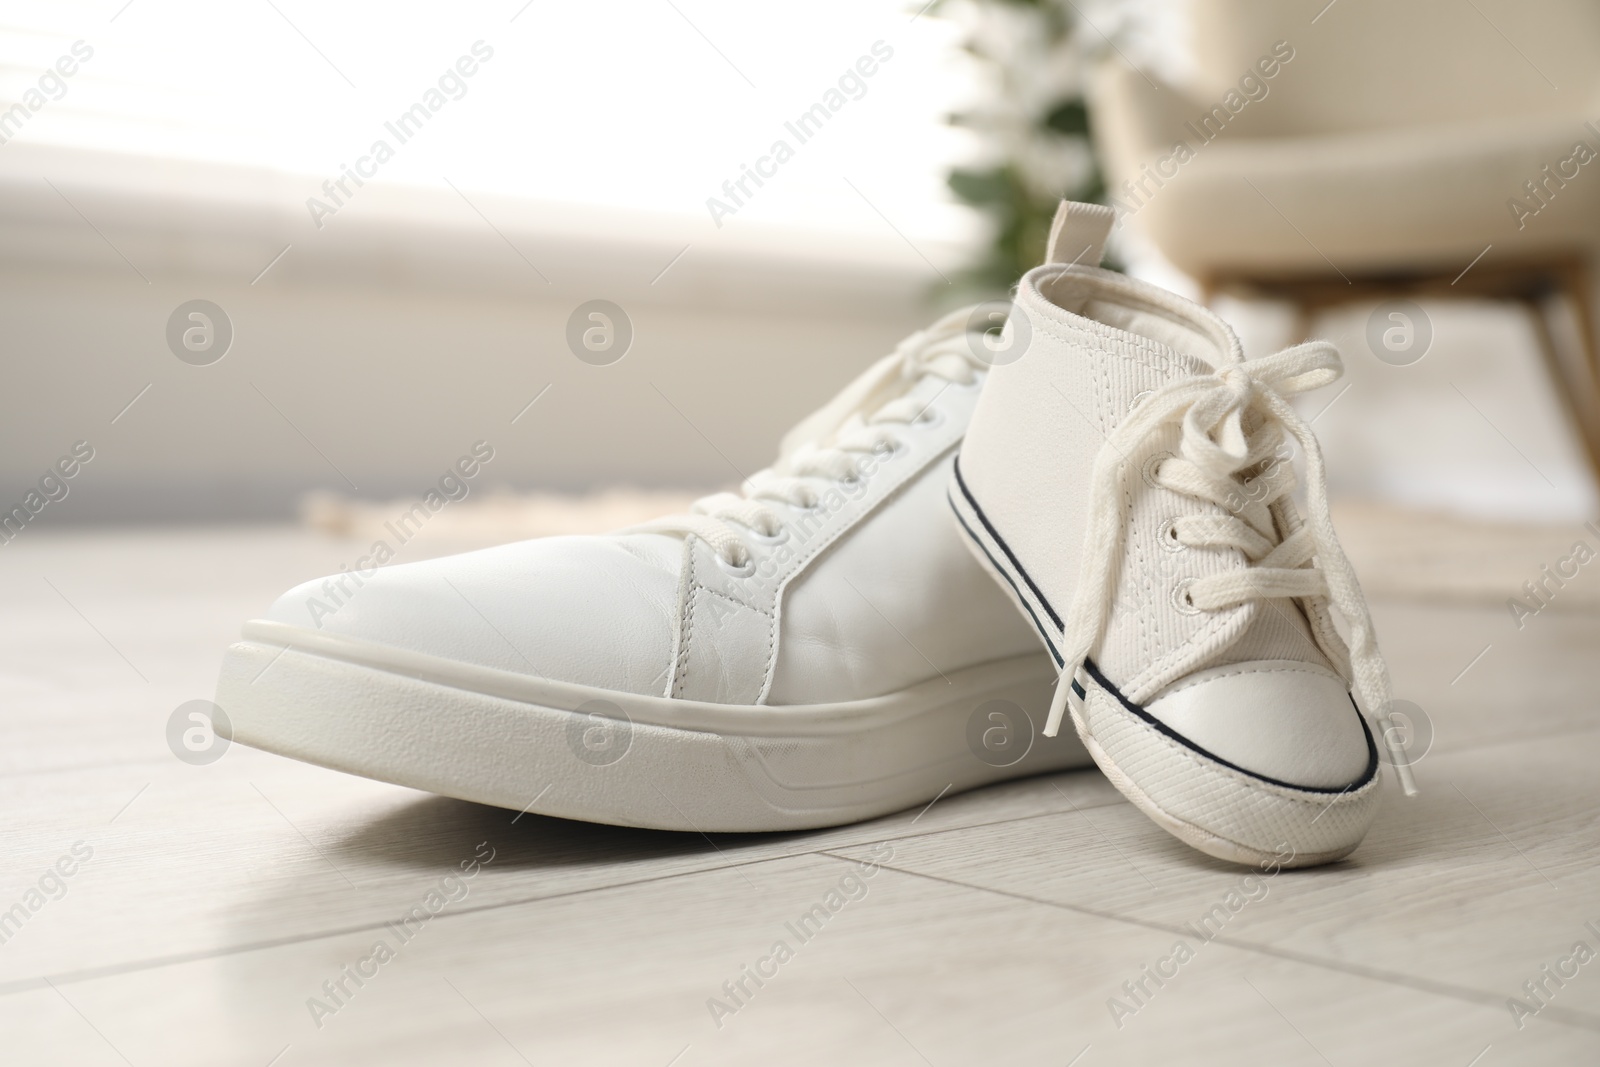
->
[0,1,980,245]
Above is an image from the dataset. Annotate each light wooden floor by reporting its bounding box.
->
[3,527,1598,1066]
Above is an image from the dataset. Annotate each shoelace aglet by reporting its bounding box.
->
[1374,706,1419,797]
[1044,668,1078,737]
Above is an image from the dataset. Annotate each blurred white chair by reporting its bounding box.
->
[1092,0,1600,479]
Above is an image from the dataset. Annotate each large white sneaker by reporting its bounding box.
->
[950,201,1414,868]
[217,311,1090,831]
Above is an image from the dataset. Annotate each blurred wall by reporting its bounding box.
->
[5,146,1595,528]
[0,146,945,522]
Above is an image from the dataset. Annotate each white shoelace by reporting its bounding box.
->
[1047,340,1418,796]
[635,307,987,569]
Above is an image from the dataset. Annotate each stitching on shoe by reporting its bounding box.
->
[663,535,695,698]
[696,583,774,618]
[1029,299,1197,383]
[1122,591,1240,703]
[1152,662,1345,699]
[672,544,701,699]
[756,598,777,706]
[677,573,775,703]
[746,434,964,642]
[1057,348,1256,703]
[1028,268,1223,377]
[1123,467,1155,680]
[757,446,957,705]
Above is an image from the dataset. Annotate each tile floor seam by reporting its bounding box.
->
[827,856,1600,1034]
[0,798,1125,997]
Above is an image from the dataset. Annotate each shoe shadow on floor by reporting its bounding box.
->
[323,764,1124,878]
[328,794,808,875]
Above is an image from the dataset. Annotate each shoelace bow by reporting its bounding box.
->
[636,307,987,569]
[1047,340,1418,796]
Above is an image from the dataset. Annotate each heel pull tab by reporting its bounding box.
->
[1046,200,1115,267]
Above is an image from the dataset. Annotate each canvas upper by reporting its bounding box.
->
[949,200,1408,865]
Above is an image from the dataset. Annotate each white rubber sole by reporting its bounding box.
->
[216,620,1093,833]
[948,468,1380,868]
[1065,688,1375,869]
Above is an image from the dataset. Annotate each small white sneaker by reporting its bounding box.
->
[217,312,1090,831]
[950,201,1414,868]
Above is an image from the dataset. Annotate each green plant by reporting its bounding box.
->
[935,0,1116,300]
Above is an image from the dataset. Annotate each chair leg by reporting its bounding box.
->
[1524,271,1600,485]
[1287,300,1315,346]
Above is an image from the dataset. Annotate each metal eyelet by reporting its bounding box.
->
[717,553,756,578]
[1172,577,1202,615]
[1141,451,1172,489]
[1157,517,1185,553]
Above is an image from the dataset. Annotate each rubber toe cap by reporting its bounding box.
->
[1143,660,1374,790]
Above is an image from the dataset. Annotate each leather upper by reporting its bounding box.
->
[266,533,684,696]
[767,449,1041,704]
[263,363,1046,706]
